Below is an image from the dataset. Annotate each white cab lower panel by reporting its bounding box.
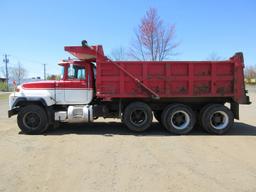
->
[64,89,93,104]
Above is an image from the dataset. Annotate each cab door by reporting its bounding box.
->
[55,80,65,104]
[64,64,93,104]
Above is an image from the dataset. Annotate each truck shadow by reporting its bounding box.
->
[43,122,256,136]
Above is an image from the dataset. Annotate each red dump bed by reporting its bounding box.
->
[65,45,250,104]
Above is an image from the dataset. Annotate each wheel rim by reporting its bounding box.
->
[170,110,190,130]
[210,111,229,130]
[23,112,41,129]
[130,109,147,127]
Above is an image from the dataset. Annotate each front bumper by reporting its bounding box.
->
[8,107,19,118]
[8,109,15,118]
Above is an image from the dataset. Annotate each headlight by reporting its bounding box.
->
[15,85,21,92]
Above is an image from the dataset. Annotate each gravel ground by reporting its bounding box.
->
[0,90,255,192]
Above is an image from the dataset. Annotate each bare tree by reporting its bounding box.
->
[111,47,127,61]
[130,8,178,61]
[10,62,27,85]
[244,65,256,79]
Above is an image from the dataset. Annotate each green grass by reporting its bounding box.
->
[0,93,10,100]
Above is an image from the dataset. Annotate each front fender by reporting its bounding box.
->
[8,96,53,117]
[13,97,48,107]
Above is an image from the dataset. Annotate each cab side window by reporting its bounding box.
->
[67,64,86,80]
[77,68,86,80]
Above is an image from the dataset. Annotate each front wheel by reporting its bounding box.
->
[17,105,49,134]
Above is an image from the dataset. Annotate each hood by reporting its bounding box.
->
[22,80,56,90]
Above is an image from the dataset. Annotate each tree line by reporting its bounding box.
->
[0,62,27,91]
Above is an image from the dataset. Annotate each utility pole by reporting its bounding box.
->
[3,54,9,91]
[43,64,46,80]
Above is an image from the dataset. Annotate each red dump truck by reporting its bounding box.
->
[8,41,251,135]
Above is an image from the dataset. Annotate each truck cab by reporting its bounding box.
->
[9,60,96,107]
[8,58,98,134]
[55,60,95,105]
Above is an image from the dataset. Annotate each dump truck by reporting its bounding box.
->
[8,41,251,135]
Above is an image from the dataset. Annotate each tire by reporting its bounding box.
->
[48,122,60,130]
[17,105,49,134]
[198,104,212,132]
[153,111,162,123]
[201,104,234,135]
[123,102,153,132]
[161,104,196,134]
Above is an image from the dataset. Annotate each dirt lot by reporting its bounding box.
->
[0,91,256,192]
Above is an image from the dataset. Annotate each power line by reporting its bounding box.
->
[43,64,46,80]
[3,54,9,91]
[5,54,51,79]
[9,54,48,65]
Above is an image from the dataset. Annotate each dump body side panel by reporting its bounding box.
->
[96,59,244,102]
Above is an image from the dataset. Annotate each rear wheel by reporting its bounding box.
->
[123,102,153,132]
[161,104,196,134]
[201,104,234,135]
[198,104,212,132]
[17,105,49,134]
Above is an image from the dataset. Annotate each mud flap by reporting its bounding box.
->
[231,102,239,120]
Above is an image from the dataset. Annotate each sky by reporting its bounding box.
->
[0,0,255,78]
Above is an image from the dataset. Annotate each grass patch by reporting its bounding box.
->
[0,93,10,100]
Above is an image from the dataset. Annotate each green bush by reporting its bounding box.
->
[245,78,256,85]
[0,81,8,91]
